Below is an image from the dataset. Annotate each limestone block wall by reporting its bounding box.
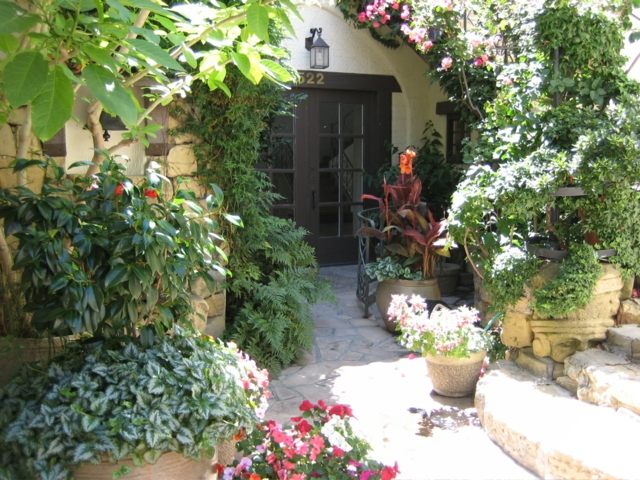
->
[0,109,64,192]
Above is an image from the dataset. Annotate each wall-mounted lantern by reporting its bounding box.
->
[99,111,127,142]
[305,28,329,70]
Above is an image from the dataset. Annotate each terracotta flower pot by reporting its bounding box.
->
[0,336,70,387]
[425,350,486,397]
[74,451,217,480]
[376,278,441,332]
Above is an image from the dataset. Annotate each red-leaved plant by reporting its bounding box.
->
[361,148,449,279]
[218,400,399,480]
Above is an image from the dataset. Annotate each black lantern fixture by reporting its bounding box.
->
[99,111,127,142]
[305,28,329,70]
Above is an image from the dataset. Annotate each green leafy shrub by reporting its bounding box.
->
[365,256,421,282]
[0,329,269,480]
[484,248,541,313]
[533,244,602,319]
[176,75,331,373]
[0,159,224,340]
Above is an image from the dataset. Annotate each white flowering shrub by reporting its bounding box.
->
[389,294,489,358]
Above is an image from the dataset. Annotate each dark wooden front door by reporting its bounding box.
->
[259,73,400,265]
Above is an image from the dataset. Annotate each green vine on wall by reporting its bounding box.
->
[175,71,331,373]
[533,244,602,318]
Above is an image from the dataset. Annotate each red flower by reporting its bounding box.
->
[381,463,400,480]
[328,404,353,418]
[249,474,261,480]
[144,188,158,198]
[317,400,327,411]
[299,400,314,412]
[296,419,312,435]
[114,184,124,196]
[213,463,224,475]
[332,446,345,458]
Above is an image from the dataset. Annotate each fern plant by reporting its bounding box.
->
[176,72,331,373]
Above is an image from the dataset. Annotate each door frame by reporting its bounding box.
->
[294,72,402,265]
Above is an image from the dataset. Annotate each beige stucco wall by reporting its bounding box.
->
[284,1,447,155]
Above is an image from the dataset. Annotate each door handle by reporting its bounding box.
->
[311,190,316,210]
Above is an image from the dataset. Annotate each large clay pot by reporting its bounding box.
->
[425,350,486,397]
[74,451,217,480]
[376,278,441,332]
[0,336,69,387]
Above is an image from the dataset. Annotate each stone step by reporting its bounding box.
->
[476,361,640,479]
[605,324,640,362]
[564,349,640,415]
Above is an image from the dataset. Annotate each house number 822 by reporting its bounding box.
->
[299,72,325,86]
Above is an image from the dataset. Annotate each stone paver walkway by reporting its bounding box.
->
[267,266,536,480]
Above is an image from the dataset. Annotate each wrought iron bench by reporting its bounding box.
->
[356,207,382,318]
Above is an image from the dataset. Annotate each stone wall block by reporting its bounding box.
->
[167,145,197,177]
[501,311,534,348]
[617,299,640,325]
[189,295,210,333]
[206,291,226,318]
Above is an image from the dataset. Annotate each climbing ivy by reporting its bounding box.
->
[176,71,331,373]
[533,244,602,318]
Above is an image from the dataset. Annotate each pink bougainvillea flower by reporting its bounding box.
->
[360,471,374,480]
[441,56,453,71]
[358,11,366,22]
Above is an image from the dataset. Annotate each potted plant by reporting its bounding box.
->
[388,294,488,397]
[0,158,266,477]
[219,400,399,479]
[361,148,449,332]
[0,328,270,479]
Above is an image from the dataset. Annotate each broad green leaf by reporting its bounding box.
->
[61,0,97,10]
[272,7,295,37]
[0,1,37,34]
[247,3,269,42]
[128,39,184,72]
[261,59,294,82]
[278,0,302,21]
[231,51,260,84]
[32,66,74,141]
[82,44,119,72]
[223,213,243,227]
[0,34,18,53]
[4,52,49,107]
[83,65,138,125]
[182,45,198,68]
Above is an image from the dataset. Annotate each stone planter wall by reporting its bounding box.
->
[501,263,623,364]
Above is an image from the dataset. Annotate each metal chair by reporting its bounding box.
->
[356,208,382,317]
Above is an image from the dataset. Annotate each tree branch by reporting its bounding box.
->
[16,105,33,187]
[86,102,106,175]
[459,66,484,121]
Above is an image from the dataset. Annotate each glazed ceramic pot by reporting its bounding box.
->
[376,278,441,332]
[425,350,486,397]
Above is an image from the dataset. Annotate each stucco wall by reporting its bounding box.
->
[284,1,447,155]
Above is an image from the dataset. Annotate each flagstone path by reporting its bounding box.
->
[266,266,537,480]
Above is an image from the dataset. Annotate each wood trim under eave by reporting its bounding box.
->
[297,71,401,92]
